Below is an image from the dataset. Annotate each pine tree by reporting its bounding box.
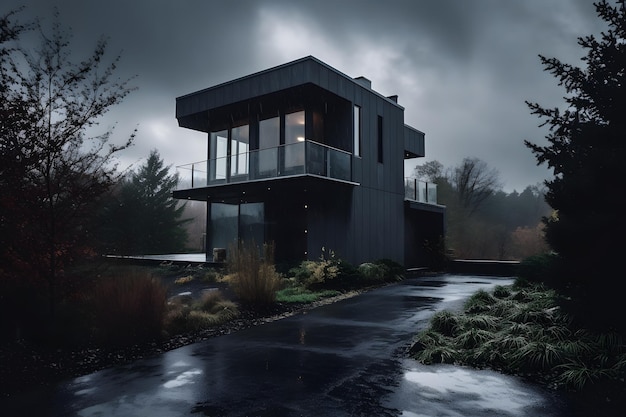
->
[525,0,626,330]
[98,150,189,255]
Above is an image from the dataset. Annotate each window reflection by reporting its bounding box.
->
[285,111,305,172]
[259,117,279,177]
[231,124,249,177]
[210,130,228,181]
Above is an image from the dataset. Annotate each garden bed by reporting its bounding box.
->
[0,283,364,398]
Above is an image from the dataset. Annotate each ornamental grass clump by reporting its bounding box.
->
[227,241,282,308]
[410,280,626,398]
[90,269,168,347]
[164,289,239,335]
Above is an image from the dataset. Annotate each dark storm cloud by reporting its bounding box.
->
[3,0,608,191]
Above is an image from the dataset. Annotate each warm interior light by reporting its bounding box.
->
[297,136,305,142]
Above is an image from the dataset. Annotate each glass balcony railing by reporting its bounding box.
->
[176,140,353,189]
[404,177,438,204]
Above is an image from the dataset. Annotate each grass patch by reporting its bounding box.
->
[276,286,340,303]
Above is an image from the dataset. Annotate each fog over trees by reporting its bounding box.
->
[412,157,551,260]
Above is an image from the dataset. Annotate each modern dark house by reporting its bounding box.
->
[173,56,444,268]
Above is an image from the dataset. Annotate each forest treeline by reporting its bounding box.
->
[411,158,551,260]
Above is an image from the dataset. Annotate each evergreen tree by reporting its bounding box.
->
[98,150,189,255]
[525,1,626,330]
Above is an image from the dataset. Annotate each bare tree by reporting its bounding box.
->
[412,160,445,182]
[0,9,136,315]
[449,157,502,215]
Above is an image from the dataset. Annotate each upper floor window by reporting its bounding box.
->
[210,129,228,180]
[285,111,305,145]
[354,105,361,157]
[377,115,383,164]
[284,111,305,171]
[231,124,249,176]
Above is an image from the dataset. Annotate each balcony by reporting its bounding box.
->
[404,178,438,205]
[176,140,353,190]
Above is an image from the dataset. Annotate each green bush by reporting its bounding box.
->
[289,248,341,289]
[516,253,559,286]
[373,258,405,281]
[357,262,387,283]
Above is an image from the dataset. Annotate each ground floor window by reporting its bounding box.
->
[208,202,265,254]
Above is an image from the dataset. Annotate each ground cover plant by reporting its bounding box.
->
[165,290,239,335]
[409,279,626,415]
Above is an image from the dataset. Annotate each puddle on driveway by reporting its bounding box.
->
[387,359,569,417]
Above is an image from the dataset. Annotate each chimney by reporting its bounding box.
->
[354,76,371,89]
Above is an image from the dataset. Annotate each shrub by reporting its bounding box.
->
[174,275,194,285]
[196,290,239,319]
[516,253,560,287]
[164,289,239,334]
[90,269,168,346]
[289,248,341,289]
[373,258,405,281]
[357,262,387,283]
[201,269,222,283]
[228,241,282,308]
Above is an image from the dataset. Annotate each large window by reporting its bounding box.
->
[209,203,238,250]
[209,202,265,255]
[354,105,361,157]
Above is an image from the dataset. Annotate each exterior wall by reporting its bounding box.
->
[345,90,407,265]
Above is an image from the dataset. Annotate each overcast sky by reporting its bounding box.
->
[4,0,607,192]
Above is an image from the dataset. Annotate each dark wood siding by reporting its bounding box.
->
[175,56,440,267]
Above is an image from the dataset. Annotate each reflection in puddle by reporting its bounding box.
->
[388,361,553,417]
[163,369,203,389]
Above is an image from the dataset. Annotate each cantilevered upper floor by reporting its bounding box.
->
[173,56,428,201]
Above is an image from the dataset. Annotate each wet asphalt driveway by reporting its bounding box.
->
[4,274,571,417]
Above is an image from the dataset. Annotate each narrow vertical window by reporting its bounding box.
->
[210,130,228,180]
[231,124,249,176]
[258,116,280,177]
[377,115,383,163]
[353,105,361,156]
[285,111,305,172]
